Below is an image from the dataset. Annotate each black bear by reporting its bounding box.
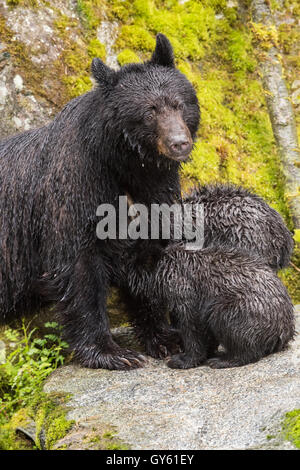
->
[0,34,200,369]
[184,184,294,271]
[119,183,294,343]
[124,243,295,369]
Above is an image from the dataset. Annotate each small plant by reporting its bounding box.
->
[0,320,68,423]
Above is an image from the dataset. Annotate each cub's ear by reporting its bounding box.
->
[91,58,114,84]
[149,33,175,68]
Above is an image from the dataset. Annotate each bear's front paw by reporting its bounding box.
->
[167,352,206,369]
[76,345,148,370]
[144,328,182,359]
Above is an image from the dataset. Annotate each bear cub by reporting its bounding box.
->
[125,243,295,369]
[184,184,294,271]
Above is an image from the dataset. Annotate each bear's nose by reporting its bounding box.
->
[169,135,192,158]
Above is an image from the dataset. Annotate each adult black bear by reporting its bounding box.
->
[0,34,200,369]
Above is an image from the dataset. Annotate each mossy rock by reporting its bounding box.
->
[117,49,141,66]
[283,409,300,449]
[29,392,74,450]
[0,408,34,450]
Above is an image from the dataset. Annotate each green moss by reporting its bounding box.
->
[117,49,142,66]
[133,0,154,18]
[32,392,74,450]
[117,0,220,61]
[105,1,131,23]
[0,16,69,109]
[279,243,300,304]
[6,0,38,6]
[283,0,300,18]
[53,14,79,33]
[56,444,68,450]
[0,408,33,450]
[81,427,130,450]
[227,30,256,72]
[101,430,129,450]
[0,410,32,450]
[282,409,300,449]
[294,229,300,244]
[0,392,73,450]
[277,2,300,91]
[278,23,300,55]
[250,22,280,50]
[87,38,106,59]
[64,50,88,73]
[182,141,221,186]
[9,408,30,429]
[63,75,92,98]
[53,12,102,99]
[0,428,32,450]
[116,25,156,52]
[77,0,103,31]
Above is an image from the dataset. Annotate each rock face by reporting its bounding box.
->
[43,306,300,450]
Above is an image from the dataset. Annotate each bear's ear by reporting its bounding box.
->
[91,58,114,85]
[149,33,175,68]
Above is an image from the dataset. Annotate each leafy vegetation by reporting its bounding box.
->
[0,321,70,449]
[0,321,68,422]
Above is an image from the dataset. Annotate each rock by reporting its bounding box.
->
[15,419,37,445]
[0,58,52,139]
[292,80,300,90]
[0,84,8,105]
[13,74,23,92]
[0,0,86,139]
[97,20,119,70]
[42,307,300,450]
[291,88,300,106]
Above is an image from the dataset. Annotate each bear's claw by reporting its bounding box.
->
[76,346,147,370]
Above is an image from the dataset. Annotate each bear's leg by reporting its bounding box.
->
[40,251,147,370]
[167,306,208,369]
[121,290,181,359]
[169,308,179,329]
[206,354,260,369]
[206,333,219,358]
[205,303,264,369]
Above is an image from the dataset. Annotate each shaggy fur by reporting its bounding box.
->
[184,184,294,271]
[0,34,200,369]
[124,243,295,369]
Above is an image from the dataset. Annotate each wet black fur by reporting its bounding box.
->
[124,243,295,369]
[0,34,200,369]
[185,184,294,271]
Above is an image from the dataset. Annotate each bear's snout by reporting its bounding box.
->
[168,135,192,160]
[157,111,192,162]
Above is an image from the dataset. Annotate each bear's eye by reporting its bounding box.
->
[175,102,185,111]
[144,111,155,122]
